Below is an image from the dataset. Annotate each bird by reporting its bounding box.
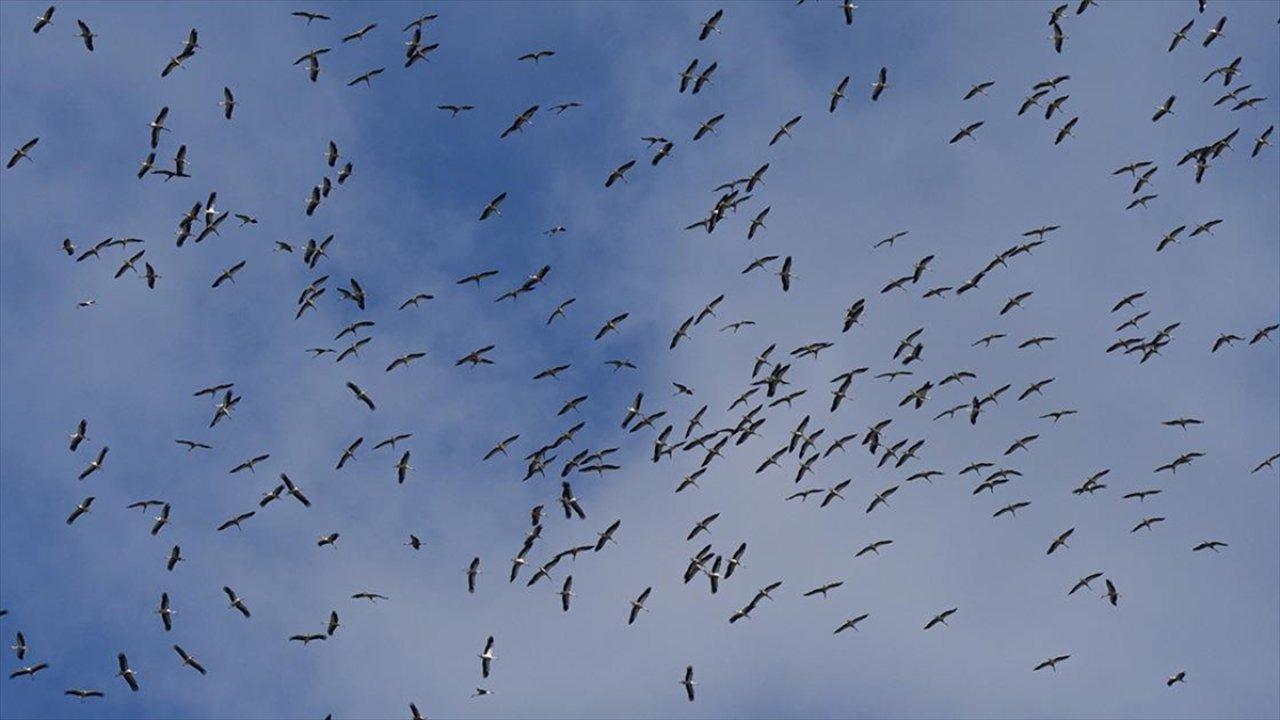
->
[924,608,957,630]
[346,382,376,410]
[694,114,725,141]
[605,160,637,188]
[222,587,250,618]
[681,665,697,701]
[1047,528,1075,555]
[1054,117,1078,144]
[558,576,575,611]
[342,23,377,42]
[1202,15,1226,46]
[116,653,139,691]
[518,50,556,64]
[1168,19,1194,51]
[949,122,984,143]
[479,636,495,677]
[1034,655,1071,672]
[687,513,719,540]
[871,66,888,100]
[220,87,236,119]
[834,614,870,634]
[628,587,652,625]
[768,116,802,146]
[10,663,50,680]
[347,68,385,88]
[77,446,108,480]
[963,81,995,100]
[6,138,38,169]
[32,6,54,34]
[75,19,96,51]
[698,9,723,40]
[467,557,481,594]
[1253,126,1274,157]
[65,496,95,525]
[803,581,844,598]
[291,11,330,24]
[1102,579,1121,606]
[829,76,850,112]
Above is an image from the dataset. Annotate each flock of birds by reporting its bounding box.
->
[2,1,1279,718]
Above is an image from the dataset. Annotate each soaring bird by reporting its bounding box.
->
[1034,655,1071,672]
[949,122,984,143]
[681,665,697,701]
[829,76,850,112]
[871,66,888,101]
[223,587,251,618]
[698,9,723,40]
[32,6,55,34]
[116,653,139,691]
[924,608,957,630]
[605,160,636,188]
[6,138,39,169]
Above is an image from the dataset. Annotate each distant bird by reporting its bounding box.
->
[347,68,385,88]
[467,557,481,594]
[924,608,957,630]
[628,587,652,625]
[518,50,556,64]
[291,11,330,24]
[871,66,888,101]
[950,122,984,143]
[964,81,995,100]
[768,116,802,146]
[223,587,250,617]
[77,446,108,480]
[32,6,55,34]
[479,636,495,677]
[1102,579,1121,606]
[75,19,96,51]
[116,653,139,692]
[1168,19,1194,51]
[1034,655,1071,672]
[681,665,697,702]
[65,496,95,525]
[1202,15,1225,46]
[605,160,637,188]
[834,613,870,634]
[346,382,376,410]
[1152,95,1176,122]
[220,87,236,119]
[829,76,850,112]
[6,138,38,169]
[342,23,377,42]
[698,9,724,40]
[10,663,49,680]
[1253,126,1274,157]
[1047,528,1074,555]
[694,114,725,141]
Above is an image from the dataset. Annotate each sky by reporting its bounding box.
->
[0,1,1278,719]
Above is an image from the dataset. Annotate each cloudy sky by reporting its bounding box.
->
[1,1,1278,718]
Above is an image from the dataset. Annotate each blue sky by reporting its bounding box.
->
[1,1,1278,718]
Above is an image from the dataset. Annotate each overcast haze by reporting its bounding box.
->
[1,1,1278,719]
